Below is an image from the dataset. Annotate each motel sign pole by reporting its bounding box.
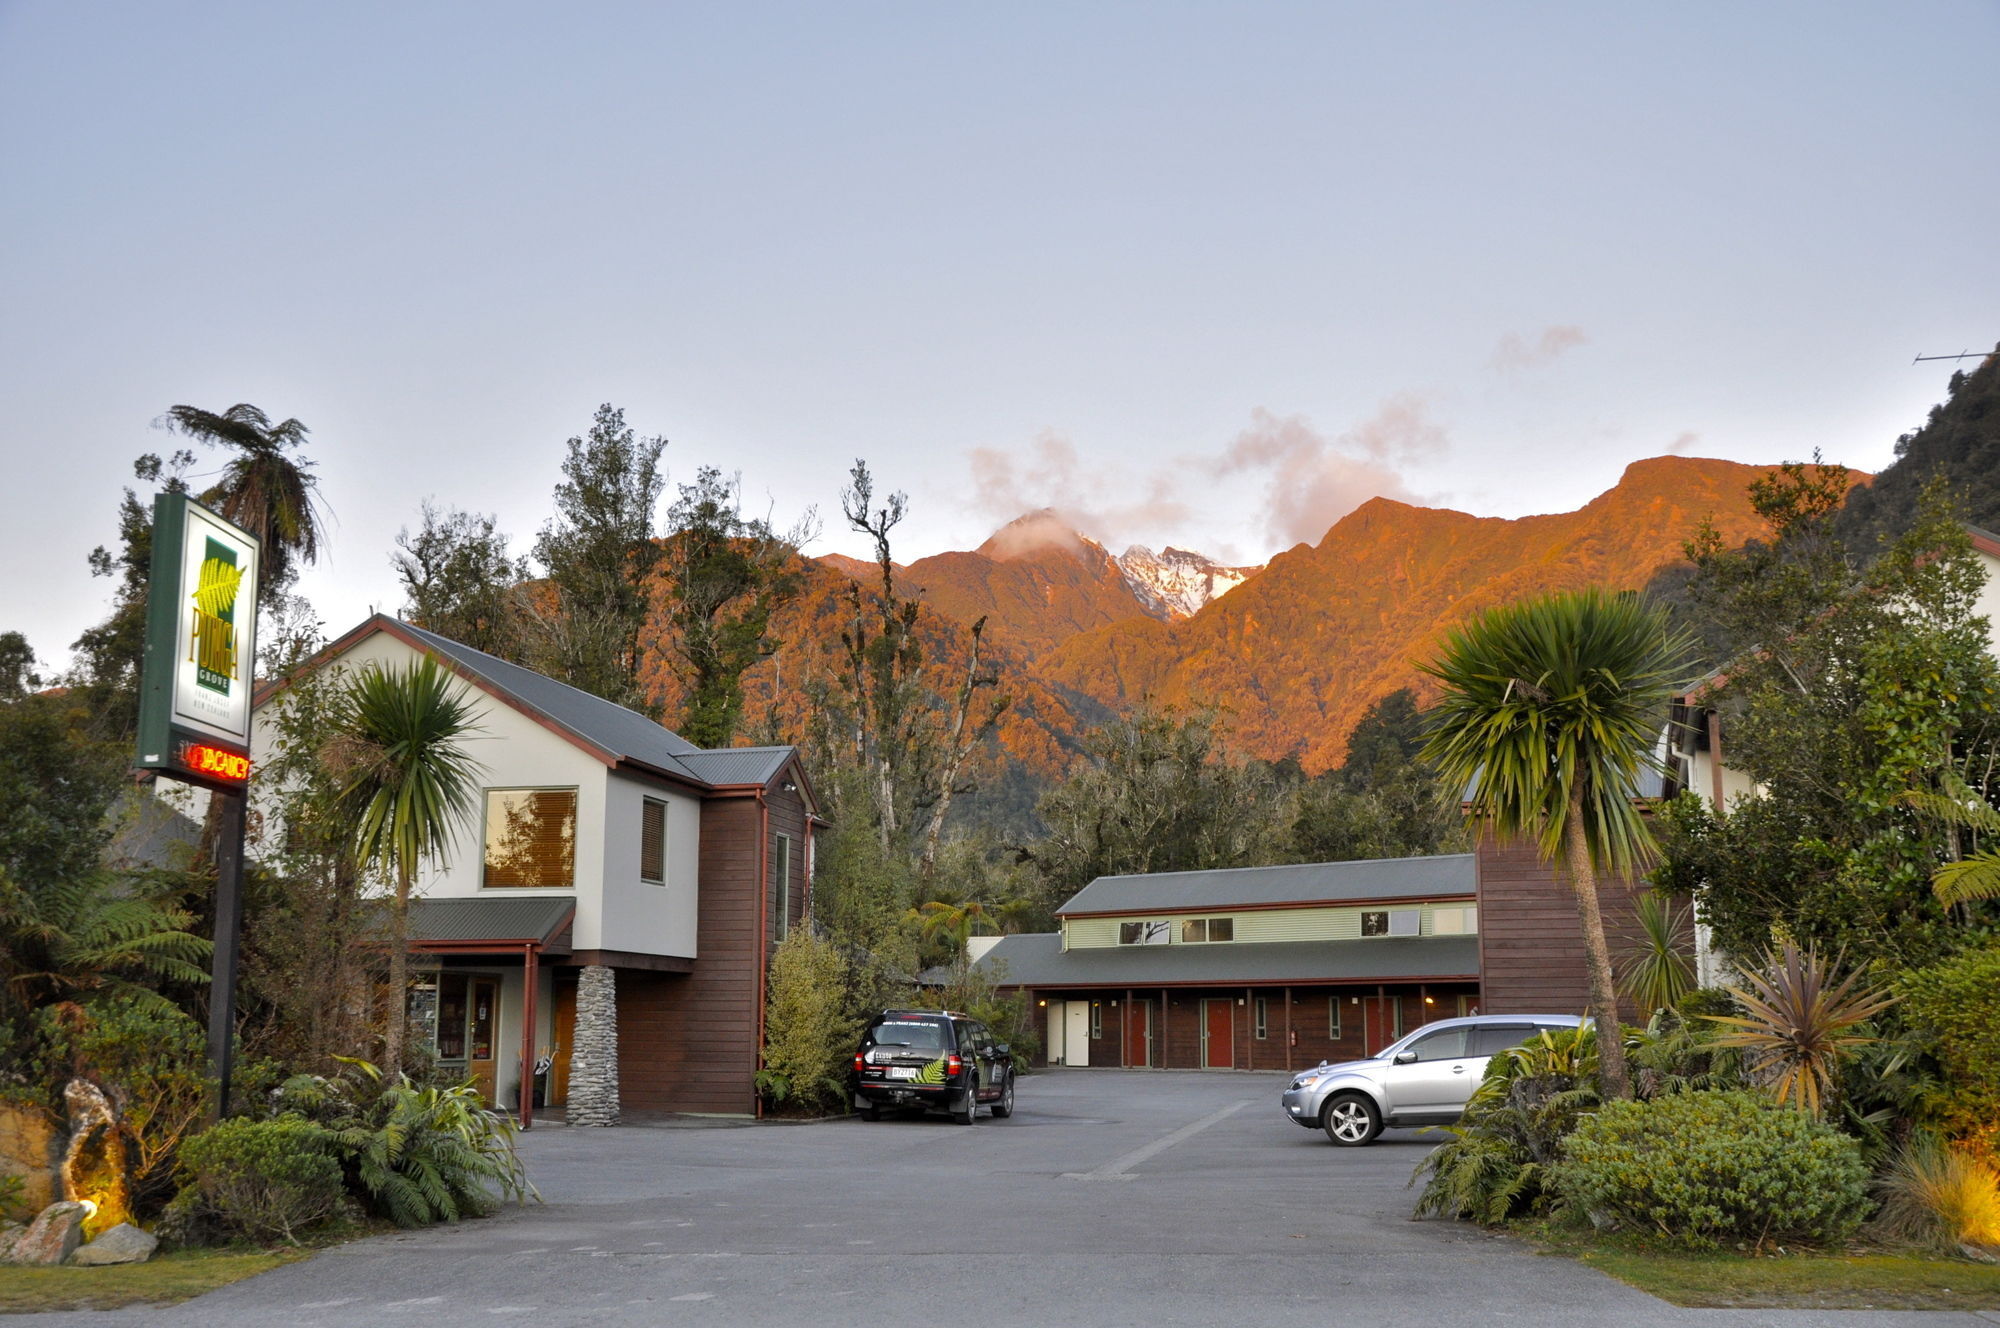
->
[134,493,261,1122]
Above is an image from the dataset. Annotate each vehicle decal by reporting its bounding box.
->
[910,1056,947,1085]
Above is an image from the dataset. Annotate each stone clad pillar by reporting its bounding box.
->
[566,965,620,1127]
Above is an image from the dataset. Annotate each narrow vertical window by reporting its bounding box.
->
[771,833,793,942]
[1254,997,1268,1039]
[640,798,666,884]
[1090,1002,1102,1038]
[1329,997,1342,1039]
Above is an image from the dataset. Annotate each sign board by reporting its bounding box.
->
[136,493,261,790]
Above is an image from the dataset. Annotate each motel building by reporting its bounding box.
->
[969,840,1660,1072]
[251,615,821,1124]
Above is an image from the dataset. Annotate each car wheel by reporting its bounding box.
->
[954,1076,978,1125]
[991,1073,1015,1119]
[1321,1093,1381,1146]
[859,1102,880,1122]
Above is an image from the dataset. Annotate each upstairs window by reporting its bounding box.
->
[1430,905,1478,935]
[640,798,667,884]
[771,833,793,942]
[1360,908,1421,937]
[483,788,577,888]
[1119,920,1171,945]
[1179,917,1236,943]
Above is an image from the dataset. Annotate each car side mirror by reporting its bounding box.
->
[1392,1050,1418,1065]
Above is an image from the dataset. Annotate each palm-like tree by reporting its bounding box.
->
[160,403,325,604]
[1419,588,1692,1100]
[327,656,482,1072]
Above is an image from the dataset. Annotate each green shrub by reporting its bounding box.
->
[761,928,860,1114]
[178,1117,345,1244]
[1414,1025,1600,1223]
[1552,1091,1869,1250]
[274,1058,533,1227]
[1897,943,2000,1164]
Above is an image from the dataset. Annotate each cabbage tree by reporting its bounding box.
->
[1420,588,1693,1100]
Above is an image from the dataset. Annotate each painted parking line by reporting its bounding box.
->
[1062,1099,1252,1180]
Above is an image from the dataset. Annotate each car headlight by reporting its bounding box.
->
[1291,1071,1330,1090]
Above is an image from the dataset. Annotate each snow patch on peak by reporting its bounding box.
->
[1116,545,1261,619]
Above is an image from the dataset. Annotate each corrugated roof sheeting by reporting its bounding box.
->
[396,619,705,779]
[675,747,793,786]
[407,896,576,945]
[971,932,1480,987]
[1056,854,1477,916]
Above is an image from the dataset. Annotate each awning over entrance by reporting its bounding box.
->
[402,897,576,1129]
[406,896,575,953]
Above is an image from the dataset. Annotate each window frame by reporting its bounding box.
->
[771,832,793,943]
[1329,996,1343,1039]
[480,785,580,890]
[1090,1002,1103,1039]
[1254,997,1268,1040]
[639,797,667,885]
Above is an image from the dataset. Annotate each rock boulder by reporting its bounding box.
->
[2,1200,88,1266]
[68,1222,157,1266]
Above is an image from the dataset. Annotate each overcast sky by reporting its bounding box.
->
[3,2,1995,669]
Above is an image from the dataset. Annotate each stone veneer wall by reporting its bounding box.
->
[566,965,621,1127]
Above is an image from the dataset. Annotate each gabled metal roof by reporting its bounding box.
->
[1055,854,1477,917]
[406,896,576,949]
[264,616,816,802]
[675,747,796,787]
[967,932,1480,988]
[393,619,705,781]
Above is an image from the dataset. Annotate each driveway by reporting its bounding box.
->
[20,1070,1995,1327]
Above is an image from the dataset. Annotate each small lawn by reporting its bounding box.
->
[0,1247,305,1315]
[1527,1226,2000,1311]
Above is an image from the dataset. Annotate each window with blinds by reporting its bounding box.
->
[482,788,578,888]
[640,798,667,884]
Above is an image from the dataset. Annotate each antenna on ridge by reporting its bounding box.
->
[1913,349,1988,364]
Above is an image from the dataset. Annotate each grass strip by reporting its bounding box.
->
[0,1247,305,1314]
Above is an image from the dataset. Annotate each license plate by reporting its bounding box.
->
[885,1067,916,1080]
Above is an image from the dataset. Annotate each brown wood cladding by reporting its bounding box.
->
[1473,831,1662,1020]
[1057,983,1478,1073]
[615,782,812,1116]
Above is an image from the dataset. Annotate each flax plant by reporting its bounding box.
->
[1704,941,1895,1117]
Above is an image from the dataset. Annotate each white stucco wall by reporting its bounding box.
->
[600,770,702,958]
[249,625,702,959]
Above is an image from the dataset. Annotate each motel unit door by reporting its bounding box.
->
[1201,998,1234,1068]
[1122,999,1153,1067]
[1062,1001,1091,1067]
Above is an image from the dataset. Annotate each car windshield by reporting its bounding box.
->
[871,1020,946,1052]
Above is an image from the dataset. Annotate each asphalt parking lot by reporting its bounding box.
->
[19,1069,1997,1328]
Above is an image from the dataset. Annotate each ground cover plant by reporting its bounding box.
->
[1551,1090,1870,1252]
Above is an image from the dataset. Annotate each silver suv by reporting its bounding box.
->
[1281,1014,1584,1145]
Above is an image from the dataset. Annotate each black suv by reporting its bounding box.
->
[851,1010,1016,1124]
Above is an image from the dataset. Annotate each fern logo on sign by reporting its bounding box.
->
[190,540,245,693]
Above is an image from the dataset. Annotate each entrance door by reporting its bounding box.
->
[468,978,498,1104]
[1202,999,1234,1068]
[1122,1000,1152,1067]
[547,982,577,1107]
[1363,996,1403,1056]
[1063,1002,1091,1067]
